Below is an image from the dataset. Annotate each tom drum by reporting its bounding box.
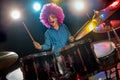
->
[60,41,99,76]
[92,41,118,70]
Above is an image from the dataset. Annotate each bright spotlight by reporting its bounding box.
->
[33,2,41,11]
[11,10,20,19]
[67,0,87,16]
[73,1,85,11]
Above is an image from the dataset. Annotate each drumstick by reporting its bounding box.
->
[22,22,35,42]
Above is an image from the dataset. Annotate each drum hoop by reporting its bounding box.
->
[91,40,115,44]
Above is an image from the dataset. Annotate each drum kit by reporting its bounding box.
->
[0,20,119,80]
[0,5,120,80]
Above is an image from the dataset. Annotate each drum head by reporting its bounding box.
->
[92,41,116,58]
[6,68,23,80]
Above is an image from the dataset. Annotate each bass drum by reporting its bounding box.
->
[92,40,119,70]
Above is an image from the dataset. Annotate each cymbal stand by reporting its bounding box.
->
[111,27,120,43]
[111,27,120,80]
[104,22,120,45]
[103,23,111,41]
[107,31,111,41]
[104,23,120,80]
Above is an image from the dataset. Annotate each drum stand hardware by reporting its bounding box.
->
[104,21,120,46]
[106,25,120,57]
[99,51,120,80]
[104,63,120,80]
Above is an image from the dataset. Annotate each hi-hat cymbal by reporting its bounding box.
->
[0,51,18,71]
[93,20,120,33]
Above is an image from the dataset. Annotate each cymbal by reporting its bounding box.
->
[75,0,120,40]
[0,51,18,71]
[93,20,120,33]
[74,0,120,40]
[75,19,98,40]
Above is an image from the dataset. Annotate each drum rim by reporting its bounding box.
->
[91,40,115,44]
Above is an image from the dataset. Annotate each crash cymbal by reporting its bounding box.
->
[93,20,120,33]
[0,51,18,70]
[74,0,120,40]
[74,1,120,40]
[75,19,98,40]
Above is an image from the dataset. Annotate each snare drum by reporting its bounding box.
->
[92,41,118,70]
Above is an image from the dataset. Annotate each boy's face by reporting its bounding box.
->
[48,14,58,27]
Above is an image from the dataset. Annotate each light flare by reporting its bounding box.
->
[11,10,21,19]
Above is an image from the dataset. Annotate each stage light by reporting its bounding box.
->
[73,0,85,11]
[11,10,21,19]
[67,0,87,16]
[33,2,41,11]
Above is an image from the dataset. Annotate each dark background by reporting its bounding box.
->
[0,0,120,57]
